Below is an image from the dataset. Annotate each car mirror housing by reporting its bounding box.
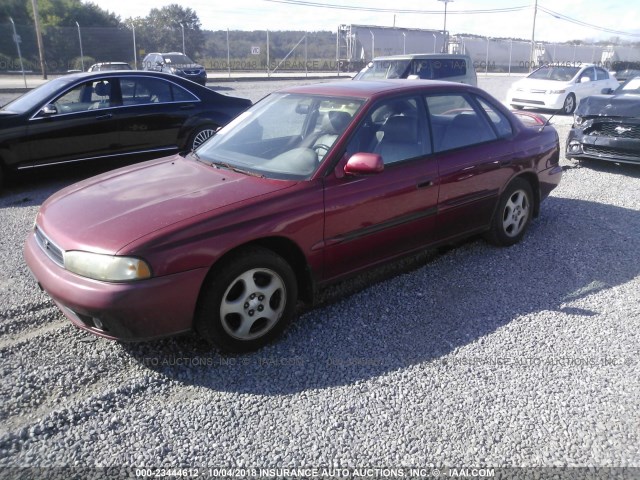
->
[41,104,57,115]
[344,153,384,175]
[601,87,614,94]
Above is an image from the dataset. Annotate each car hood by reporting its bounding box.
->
[576,94,640,118]
[512,78,570,91]
[38,155,296,254]
[171,63,204,69]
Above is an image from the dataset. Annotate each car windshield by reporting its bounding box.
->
[163,54,195,64]
[357,59,411,80]
[528,66,579,81]
[194,92,364,180]
[1,76,73,113]
[619,77,640,93]
[98,63,130,71]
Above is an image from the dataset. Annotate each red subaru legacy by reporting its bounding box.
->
[24,81,562,352]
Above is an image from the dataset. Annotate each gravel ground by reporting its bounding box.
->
[0,78,638,474]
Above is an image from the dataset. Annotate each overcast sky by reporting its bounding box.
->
[87,0,640,43]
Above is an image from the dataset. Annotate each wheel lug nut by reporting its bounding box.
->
[249,310,254,316]
[244,302,249,309]
[258,305,264,312]
[258,295,265,301]
[250,293,256,299]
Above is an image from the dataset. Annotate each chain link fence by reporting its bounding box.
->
[2,22,639,76]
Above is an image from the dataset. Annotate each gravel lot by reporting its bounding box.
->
[0,77,638,474]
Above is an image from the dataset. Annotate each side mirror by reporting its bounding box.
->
[580,77,591,83]
[344,153,384,175]
[601,87,614,94]
[41,104,57,115]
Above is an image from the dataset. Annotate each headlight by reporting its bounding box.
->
[574,115,584,126]
[548,89,566,94]
[64,251,152,282]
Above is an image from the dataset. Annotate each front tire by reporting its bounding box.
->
[485,178,533,247]
[195,247,298,353]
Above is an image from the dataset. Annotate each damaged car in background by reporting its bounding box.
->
[566,76,640,165]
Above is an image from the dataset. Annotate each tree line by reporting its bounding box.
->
[0,1,337,72]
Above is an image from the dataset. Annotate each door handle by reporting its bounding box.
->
[180,104,195,110]
[417,179,434,189]
[95,114,113,120]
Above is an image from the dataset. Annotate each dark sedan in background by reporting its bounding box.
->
[25,80,562,353]
[0,71,251,188]
[566,76,640,165]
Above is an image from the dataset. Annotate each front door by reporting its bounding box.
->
[322,96,439,281]
[26,78,120,168]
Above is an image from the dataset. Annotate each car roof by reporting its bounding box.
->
[61,70,201,84]
[371,53,471,61]
[278,79,475,99]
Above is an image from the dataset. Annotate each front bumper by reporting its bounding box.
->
[508,90,566,110]
[24,232,209,341]
[566,128,640,165]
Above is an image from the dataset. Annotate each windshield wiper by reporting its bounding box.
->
[209,159,265,178]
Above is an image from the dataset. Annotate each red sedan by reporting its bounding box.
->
[24,80,562,352]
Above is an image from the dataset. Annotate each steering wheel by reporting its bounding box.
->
[312,144,331,155]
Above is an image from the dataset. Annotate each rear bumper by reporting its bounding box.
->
[24,232,209,341]
[539,164,563,202]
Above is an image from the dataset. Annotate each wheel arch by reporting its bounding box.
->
[197,236,315,308]
[178,116,223,150]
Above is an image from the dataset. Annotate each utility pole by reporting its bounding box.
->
[530,0,538,71]
[9,17,27,87]
[438,0,453,53]
[75,22,84,71]
[31,0,47,79]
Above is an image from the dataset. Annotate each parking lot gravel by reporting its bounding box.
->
[0,77,638,475]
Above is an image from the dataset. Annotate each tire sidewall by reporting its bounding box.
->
[488,178,534,247]
[195,247,298,352]
[189,125,217,151]
[562,93,576,115]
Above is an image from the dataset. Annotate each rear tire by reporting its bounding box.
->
[485,178,533,247]
[561,93,576,115]
[195,247,298,353]
[189,125,217,151]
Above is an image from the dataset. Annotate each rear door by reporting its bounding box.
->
[116,76,200,155]
[426,92,514,241]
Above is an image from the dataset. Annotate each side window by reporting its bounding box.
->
[345,97,429,165]
[579,67,595,82]
[475,96,512,138]
[51,79,113,113]
[595,67,609,81]
[172,84,198,102]
[120,78,177,105]
[426,94,497,152]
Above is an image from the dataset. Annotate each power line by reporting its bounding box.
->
[261,0,529,15]
[538,5,640,38]
[261,0,640,39]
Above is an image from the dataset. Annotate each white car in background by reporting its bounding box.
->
[507,64,619,114]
